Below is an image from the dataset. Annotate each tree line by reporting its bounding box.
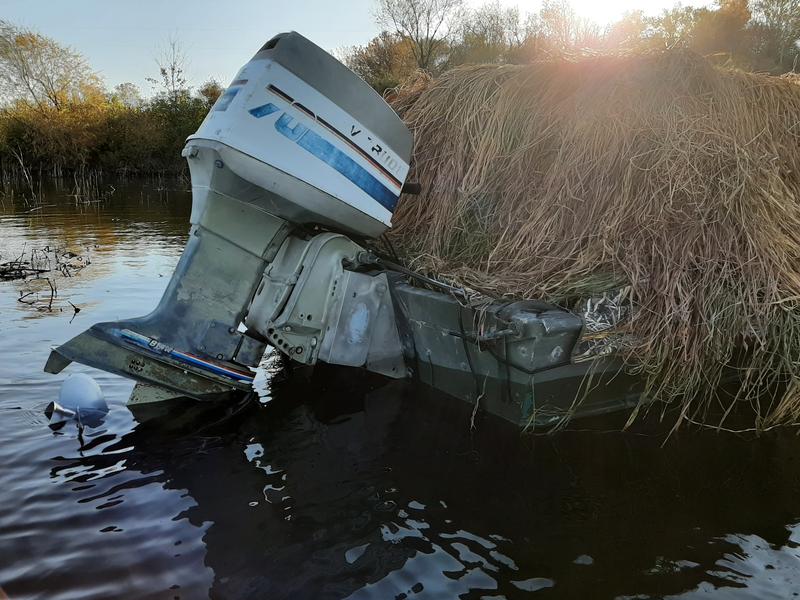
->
[344,0,800,92]
[0,0,798,177]
[0,23,222,177]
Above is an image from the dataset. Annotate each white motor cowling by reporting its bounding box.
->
[186,31,413,238]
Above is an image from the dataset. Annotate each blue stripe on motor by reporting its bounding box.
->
[250,104,398,212]
[249,102,281,118]
[119,329,253,382]
[296,127,398,211]
[215,86,241,112]
[174,352,254,382]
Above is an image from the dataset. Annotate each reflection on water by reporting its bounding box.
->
[1,183,800,599]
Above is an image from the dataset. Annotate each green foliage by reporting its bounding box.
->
[448,3,529,65]
[749,0,800,71]
[0,23,223,175]
[197,79,223,108]
[344,31,418,93]
[0,89,214,175]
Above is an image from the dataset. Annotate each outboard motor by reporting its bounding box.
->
[45,32,413,400]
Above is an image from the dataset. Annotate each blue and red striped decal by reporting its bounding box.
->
[248,100,400,212]
[118,329,255,383]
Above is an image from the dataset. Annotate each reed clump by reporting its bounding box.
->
[389,50,800,430]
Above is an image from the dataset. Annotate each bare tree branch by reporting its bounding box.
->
[0,21,101,110]
[376,0,464,71]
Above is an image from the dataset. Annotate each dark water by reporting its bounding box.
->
[2,183,800,600]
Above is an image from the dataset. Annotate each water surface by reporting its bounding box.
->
[1,182,800,599]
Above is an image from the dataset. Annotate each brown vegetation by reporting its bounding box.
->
[389,50,800,431]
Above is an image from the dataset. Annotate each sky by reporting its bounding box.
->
[0,0,714,94]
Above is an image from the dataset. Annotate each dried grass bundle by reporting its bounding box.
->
[389,50,800,430]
